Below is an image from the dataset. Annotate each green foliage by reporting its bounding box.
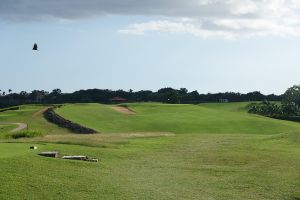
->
[248,101,282,117]
[281,102,300,117]
[284,85,300,107]
[9,130,43,139]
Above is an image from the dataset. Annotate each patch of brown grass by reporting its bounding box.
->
[25,132,175,147]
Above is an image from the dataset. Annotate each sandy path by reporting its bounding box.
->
[32,107,51,117]
[111,106,136,115]
[0,123,28,132]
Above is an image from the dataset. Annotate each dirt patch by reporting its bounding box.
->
[111,106,136,115]
[32,107,51,117]
[11,123,27,132]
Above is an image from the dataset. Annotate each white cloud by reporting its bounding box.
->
[118,0,300,39]
[118,20,235,39]
[2,0,300,38]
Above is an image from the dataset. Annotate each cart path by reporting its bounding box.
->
[0,123,27,132]
[32,107,51,117]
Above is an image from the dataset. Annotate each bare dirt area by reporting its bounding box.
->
[111,106,136,115]
[11,123,27,132]
[32,107,51,117]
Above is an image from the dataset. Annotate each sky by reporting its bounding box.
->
[1,0,300,94]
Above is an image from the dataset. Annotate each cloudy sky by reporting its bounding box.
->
[1,0,300,94]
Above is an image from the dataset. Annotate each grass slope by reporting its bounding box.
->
[56,103,300,134]
[0,105,70,137]
[0,103,299,200]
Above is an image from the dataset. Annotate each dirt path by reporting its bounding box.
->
[111,106,136,115]
[32,107,51,117]
[11,123,27,132]
[0,123,27,132]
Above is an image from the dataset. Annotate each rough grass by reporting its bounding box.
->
[0,133,299,200]
[9,130,43,139]
[0,102,299,200]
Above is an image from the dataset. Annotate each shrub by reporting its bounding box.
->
[9,130,43,139]
[248,101,281,117]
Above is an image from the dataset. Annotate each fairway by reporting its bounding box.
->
[0,103,299,200]
[56,103,300,134]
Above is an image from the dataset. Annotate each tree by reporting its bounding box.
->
[284,85,300,107]
[165,90,181,104]
[281,102,300,116]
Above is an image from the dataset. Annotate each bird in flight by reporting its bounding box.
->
[32,43,38,51]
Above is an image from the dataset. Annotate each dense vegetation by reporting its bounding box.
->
[248,85,300,121]
[0,87,282,108]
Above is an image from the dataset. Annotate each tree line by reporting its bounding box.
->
[0,87,282,108]
[248,85,300,120]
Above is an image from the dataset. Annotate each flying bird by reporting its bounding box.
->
[32,43,38,51]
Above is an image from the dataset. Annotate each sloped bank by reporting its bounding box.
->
[44,107,97,134]
[0,106,19,113]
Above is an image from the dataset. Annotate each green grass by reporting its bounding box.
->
[0,102,299,199]
[9,130,43,139]
[0,124,15,135]
[0,105,71,135]
[56,102,300,134]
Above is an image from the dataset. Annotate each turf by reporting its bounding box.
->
[56,103,300,134]
[0,124,15,136]
[0,102,299,200]
[0,105,71,136]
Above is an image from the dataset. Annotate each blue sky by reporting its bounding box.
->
[1,1,300,94]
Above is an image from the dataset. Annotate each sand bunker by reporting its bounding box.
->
[111,106,136,115]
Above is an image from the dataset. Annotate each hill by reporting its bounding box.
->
[0,103,299,200]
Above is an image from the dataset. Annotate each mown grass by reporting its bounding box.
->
[56,102,300,134]
[0,105,71,135]
[0,133,299,200]
[0,124,15,135]
[0,102,299,199]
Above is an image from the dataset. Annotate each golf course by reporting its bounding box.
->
[0,102,299,199]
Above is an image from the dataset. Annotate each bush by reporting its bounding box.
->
[9,130,43,139]
[248,101,281,117]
